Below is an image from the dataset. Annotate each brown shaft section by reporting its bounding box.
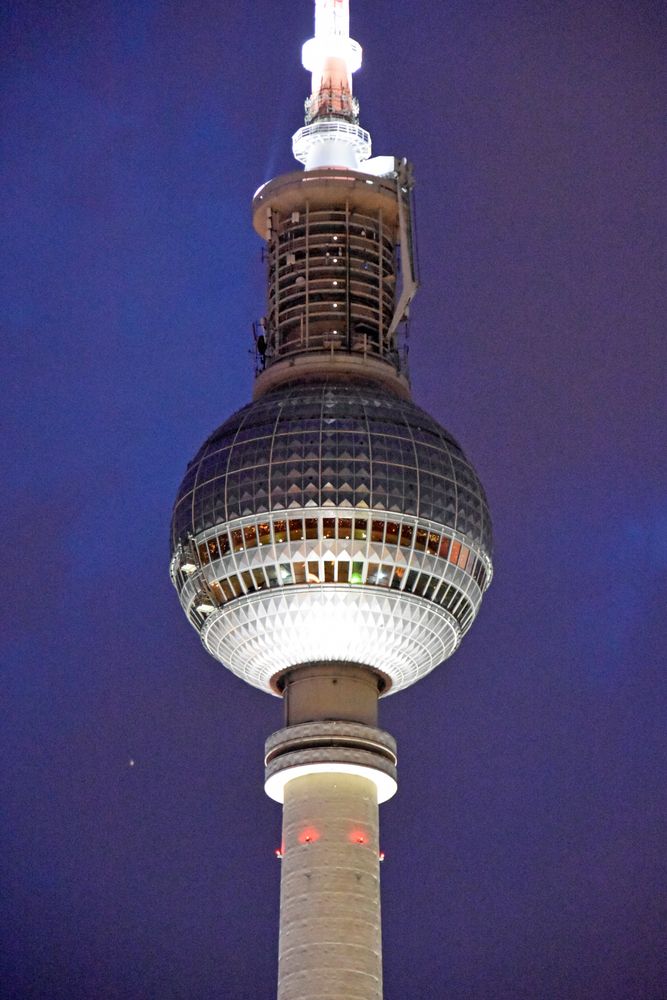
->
[282,662,381,727]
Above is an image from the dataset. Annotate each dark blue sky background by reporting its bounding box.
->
[2,2,665,997]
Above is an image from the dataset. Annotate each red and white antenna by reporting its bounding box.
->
[292,0,371,171]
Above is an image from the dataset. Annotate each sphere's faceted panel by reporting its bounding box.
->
[172,379,492,555]
[200,585,460,695]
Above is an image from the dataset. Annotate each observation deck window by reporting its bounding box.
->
[353,518,368,540]
[427,532,440,555]
[415,528,428,552]
[385,522,399,545]
[337,561,350,583]
[305,518,319,540]
[288,518,304,541]
[293,563,307,584]
[400,524,413,547]
[244,525,258,548]
[449,540,461,564]
[323,518,336,539]
[258,522,272,546]
[371,520,385,543]
[231,529,244,552]
[274,520,288,544]
[338,519,352,540]
[351,561,364,583]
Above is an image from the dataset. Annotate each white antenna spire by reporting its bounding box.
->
[292,0,371,171]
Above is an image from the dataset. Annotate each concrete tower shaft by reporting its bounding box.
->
[267,663,394,1000]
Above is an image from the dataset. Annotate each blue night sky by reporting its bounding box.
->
[2,2,665,998]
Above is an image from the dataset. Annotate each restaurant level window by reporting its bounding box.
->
[288,518,303,541]
[305,518,319,540]
[353,518,368,540]
[274,520,288,543]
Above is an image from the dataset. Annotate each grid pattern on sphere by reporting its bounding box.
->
[200,586,460,695]
[172,380,492,555]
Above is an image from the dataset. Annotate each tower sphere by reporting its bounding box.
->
[170,377,492,695]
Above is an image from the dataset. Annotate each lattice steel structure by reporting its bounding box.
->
[169,3,493,998]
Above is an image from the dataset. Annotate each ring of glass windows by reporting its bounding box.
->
[172,509,492,635]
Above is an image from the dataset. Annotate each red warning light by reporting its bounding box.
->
[298,826,321,845]
[349,829,368,845]
[274,848,283,860]
[379,851,385,862]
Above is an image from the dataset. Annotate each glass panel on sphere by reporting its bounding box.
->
[353,518,368,540]
[265,565,279,587]
[338,518,352,539]
[427,532,440,555]
[324,561,335,582]
[415,528,428,551]
[458,545,469,570]
[412,573,430,596]
[220,579,235,601]
[307,560,320,582]
[400,524,413,547]
[351,561,364,584]
[231,529,244,552]
[366,563,380,584]
[241,570,255,593]
[218,532,230,556]
[440,585,456,610]
[274,520,288,543]
[337,561,349,583]
[385,521,399,545]
[198,542,210,565]
[405,569,419,592]
[449,540,461,564]
[280,563,293,584]
[371,520,385,543]
[257,522,271,545]
[376,565,391,587]
[288,518,303,541]
[389,566,405,589]
[251,568,267,590]
[439,536,451,559]
[322,518,336,539]
[293,562,307,584]
[244,525,258,549]
[305,518,318,540]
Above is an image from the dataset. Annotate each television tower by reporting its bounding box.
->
[170,2,493,997]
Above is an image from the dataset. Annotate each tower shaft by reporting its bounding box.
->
[265,662,397,999]
[278,771,382,1000]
